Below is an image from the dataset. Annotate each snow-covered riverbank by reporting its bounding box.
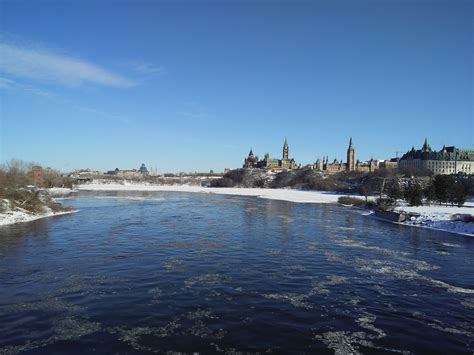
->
[393,204,474,236]
[0,188,77,227]
[0,207,76,226]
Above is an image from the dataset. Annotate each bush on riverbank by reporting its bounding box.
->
[0,188,72,215]
[0,160,73,215]
[337,196,367,207]
[209,169,267,188]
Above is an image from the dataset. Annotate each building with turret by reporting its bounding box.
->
[399,138,474,175]
[347,137,355,171]
[138,163,149,176]
[313,138,378,174]
[243,138,297,170]
[243,149,259,168]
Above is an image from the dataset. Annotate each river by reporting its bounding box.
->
[0,191,473,353]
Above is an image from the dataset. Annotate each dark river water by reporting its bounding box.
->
[0,191,473,354]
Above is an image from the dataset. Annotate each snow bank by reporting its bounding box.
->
[0,208,76,227]
[46,187,78,196]
[393,203,474,236]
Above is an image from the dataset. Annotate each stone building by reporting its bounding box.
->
[379,158,399,170]
[243,149,259,168]
[106,164,150,178]
[313,138,378,174]
[243,139,297,170]
[399,138,474,175]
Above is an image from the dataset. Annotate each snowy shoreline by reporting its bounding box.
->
[0,209,77,227]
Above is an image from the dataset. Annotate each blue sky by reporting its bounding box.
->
[0,0,472,173]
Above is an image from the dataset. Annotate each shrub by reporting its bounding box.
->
[209,177,235,188]
[337,196,367,207]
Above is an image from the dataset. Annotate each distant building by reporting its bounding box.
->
[243,138,297,171]
[105,164,150,178]
[30,165,44,186]
[314,138,378,174]
[399,138,474,175]
[380,158,399,170]
[243,148,259,169]
[138,163,149,176]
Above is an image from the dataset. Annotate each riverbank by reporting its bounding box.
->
[0,207,76,226]
[393,204,474,236]
[0,188,76,227]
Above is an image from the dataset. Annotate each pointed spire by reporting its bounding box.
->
[249,147,254,156]
[422,137,430,152]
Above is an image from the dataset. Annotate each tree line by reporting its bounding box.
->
[370,175,468,207]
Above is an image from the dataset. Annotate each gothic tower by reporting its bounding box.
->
[346,137,355,171]
[422,137,431,152]
[283,138,289,161]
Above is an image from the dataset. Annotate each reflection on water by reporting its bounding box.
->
[0,191,473,354]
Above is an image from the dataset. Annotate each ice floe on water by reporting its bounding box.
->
[313,331,372,355]
[308,275,348,296]
[356,312,386,339]
[262,275,348,310]
[186,308,217,320]
[313,330,410,355]
[109,320,181,352]
[187,320,227,340]
[425,278,474,294]
[184,273,230,288]
[441,242,461,248]
[262,293,314,310]
[163,256,185,272]
[148,287,163,304]
[461,298,474,309]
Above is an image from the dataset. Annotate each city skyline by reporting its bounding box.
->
[1,0,472,172]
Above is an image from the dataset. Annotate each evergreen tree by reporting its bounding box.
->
[432,175,454,205]
[449,181,466,207]
[404,183,423,206]
[387,183,403,205]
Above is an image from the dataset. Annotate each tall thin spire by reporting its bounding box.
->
[347,137,355,171]
[422,137,430,152]
[282,137,289,161]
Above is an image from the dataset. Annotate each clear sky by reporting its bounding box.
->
[0,0,472,173]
